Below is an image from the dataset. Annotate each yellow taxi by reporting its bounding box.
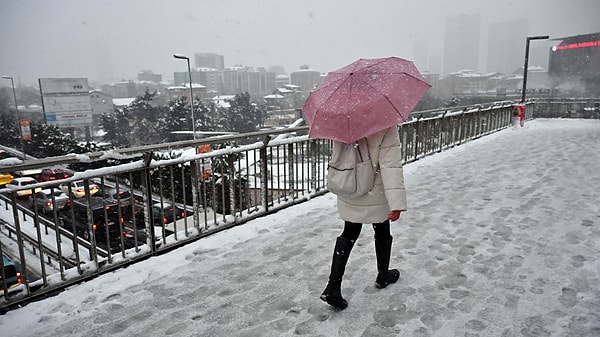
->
[0,173,14,186]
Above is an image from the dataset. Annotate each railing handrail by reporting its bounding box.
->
[0,126,310,175]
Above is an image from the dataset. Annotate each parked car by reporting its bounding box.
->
[132,202,189,228]
[59,196,122,243]
[96,186,133,208]
[28,188,70,214]
[0,173,14,186]
[0,150,12,160]
[122,223,164,249]
[151,202,188,225]
[6,177,42,197]
[1,254,22,292]
[35,168,72,182]
[60,180,99,198]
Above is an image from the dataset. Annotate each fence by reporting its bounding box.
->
[0,98,596,311]
[532,98,600,119]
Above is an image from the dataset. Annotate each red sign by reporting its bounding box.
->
[20,120,31,141]
[553,40,600,51]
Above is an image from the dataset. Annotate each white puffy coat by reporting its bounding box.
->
[336,126,407,223]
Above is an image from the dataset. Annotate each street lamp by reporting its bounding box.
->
[521,35,549,103]
[2,76,26,160]
[173,53,197,140]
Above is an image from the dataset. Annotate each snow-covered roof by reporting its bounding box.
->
[449,69,484,78]
[168,83,207,89]
[528,65,546,72]
[263,94,285,99]
[113,98,135,106]
[192,67,219,72]
[211,95,236,108]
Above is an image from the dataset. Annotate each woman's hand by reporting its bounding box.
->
[388,210,401,221]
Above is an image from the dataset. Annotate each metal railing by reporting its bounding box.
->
[1,98,597,311]
[532,98,600,119]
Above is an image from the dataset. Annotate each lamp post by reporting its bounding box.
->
[173,53,197,140]
[521,35,549,103]
[2,76,26,160]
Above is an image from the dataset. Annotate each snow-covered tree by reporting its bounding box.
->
[101,108,131,148]
[24,124,83,158]
[164,98,191,137]
[195,100,217,133]
[127,90,165,146]
[0,95,20,148]
[217,92,265,134]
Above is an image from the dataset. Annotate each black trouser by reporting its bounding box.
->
[340,220,391,241]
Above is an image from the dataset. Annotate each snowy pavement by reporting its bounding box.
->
[1,119,599,337]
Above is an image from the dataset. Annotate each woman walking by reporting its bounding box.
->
[300,57,427,310]
[320,126,408,310]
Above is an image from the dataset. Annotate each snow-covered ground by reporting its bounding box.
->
[1,119,599,337]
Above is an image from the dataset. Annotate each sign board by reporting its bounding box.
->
[45,113,93,126]
[197,144,212,179]
[39,78,93,129]
[20,120,31,140]
[43,95,91,113]
[42,95,93,126]
[39,78,89,94]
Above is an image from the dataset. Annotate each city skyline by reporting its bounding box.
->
[1,0,599,86]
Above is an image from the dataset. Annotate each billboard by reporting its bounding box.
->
[39,78,93,127]
[43,95,93,126]
[39,78,89,94]
[549,33,600,80]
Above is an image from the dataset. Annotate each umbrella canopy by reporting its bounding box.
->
[302,57,431,143]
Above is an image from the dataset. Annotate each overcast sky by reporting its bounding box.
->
[1,0,599,86]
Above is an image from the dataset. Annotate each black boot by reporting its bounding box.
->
[321,236,355,310]
[374,235,400,289]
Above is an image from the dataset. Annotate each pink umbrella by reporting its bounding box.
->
[302,57,431,143]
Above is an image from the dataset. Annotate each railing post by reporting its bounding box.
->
[141,152,158,252]
[309,139,319,192]
[227,153,236,218]
[82,181,99,267]
[413,118,420,160]
[288,143,295,197]
[260,136,271,212]
[190,157,202,233]
[10,192,30,297]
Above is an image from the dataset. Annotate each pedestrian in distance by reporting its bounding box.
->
[320,126,408,310]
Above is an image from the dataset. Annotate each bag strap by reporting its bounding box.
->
[354,142,363,162]
[354,138,369,162]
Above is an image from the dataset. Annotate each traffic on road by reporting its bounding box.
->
[1,163,196,298]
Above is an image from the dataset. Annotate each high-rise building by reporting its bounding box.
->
[443,13,480,75]
[174,68,223,94]
[486,19,528,74]
[428,55,442,75]
[94,40,113,84]
[101,81,136,98]
[220,67,277,98]
[137,70,162,83]
[290,68,322,94]
[165,83,208,102]
[194,53,225,70]
[549,32,600,95]
[412,40,428,72]
[268,65,286,76]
